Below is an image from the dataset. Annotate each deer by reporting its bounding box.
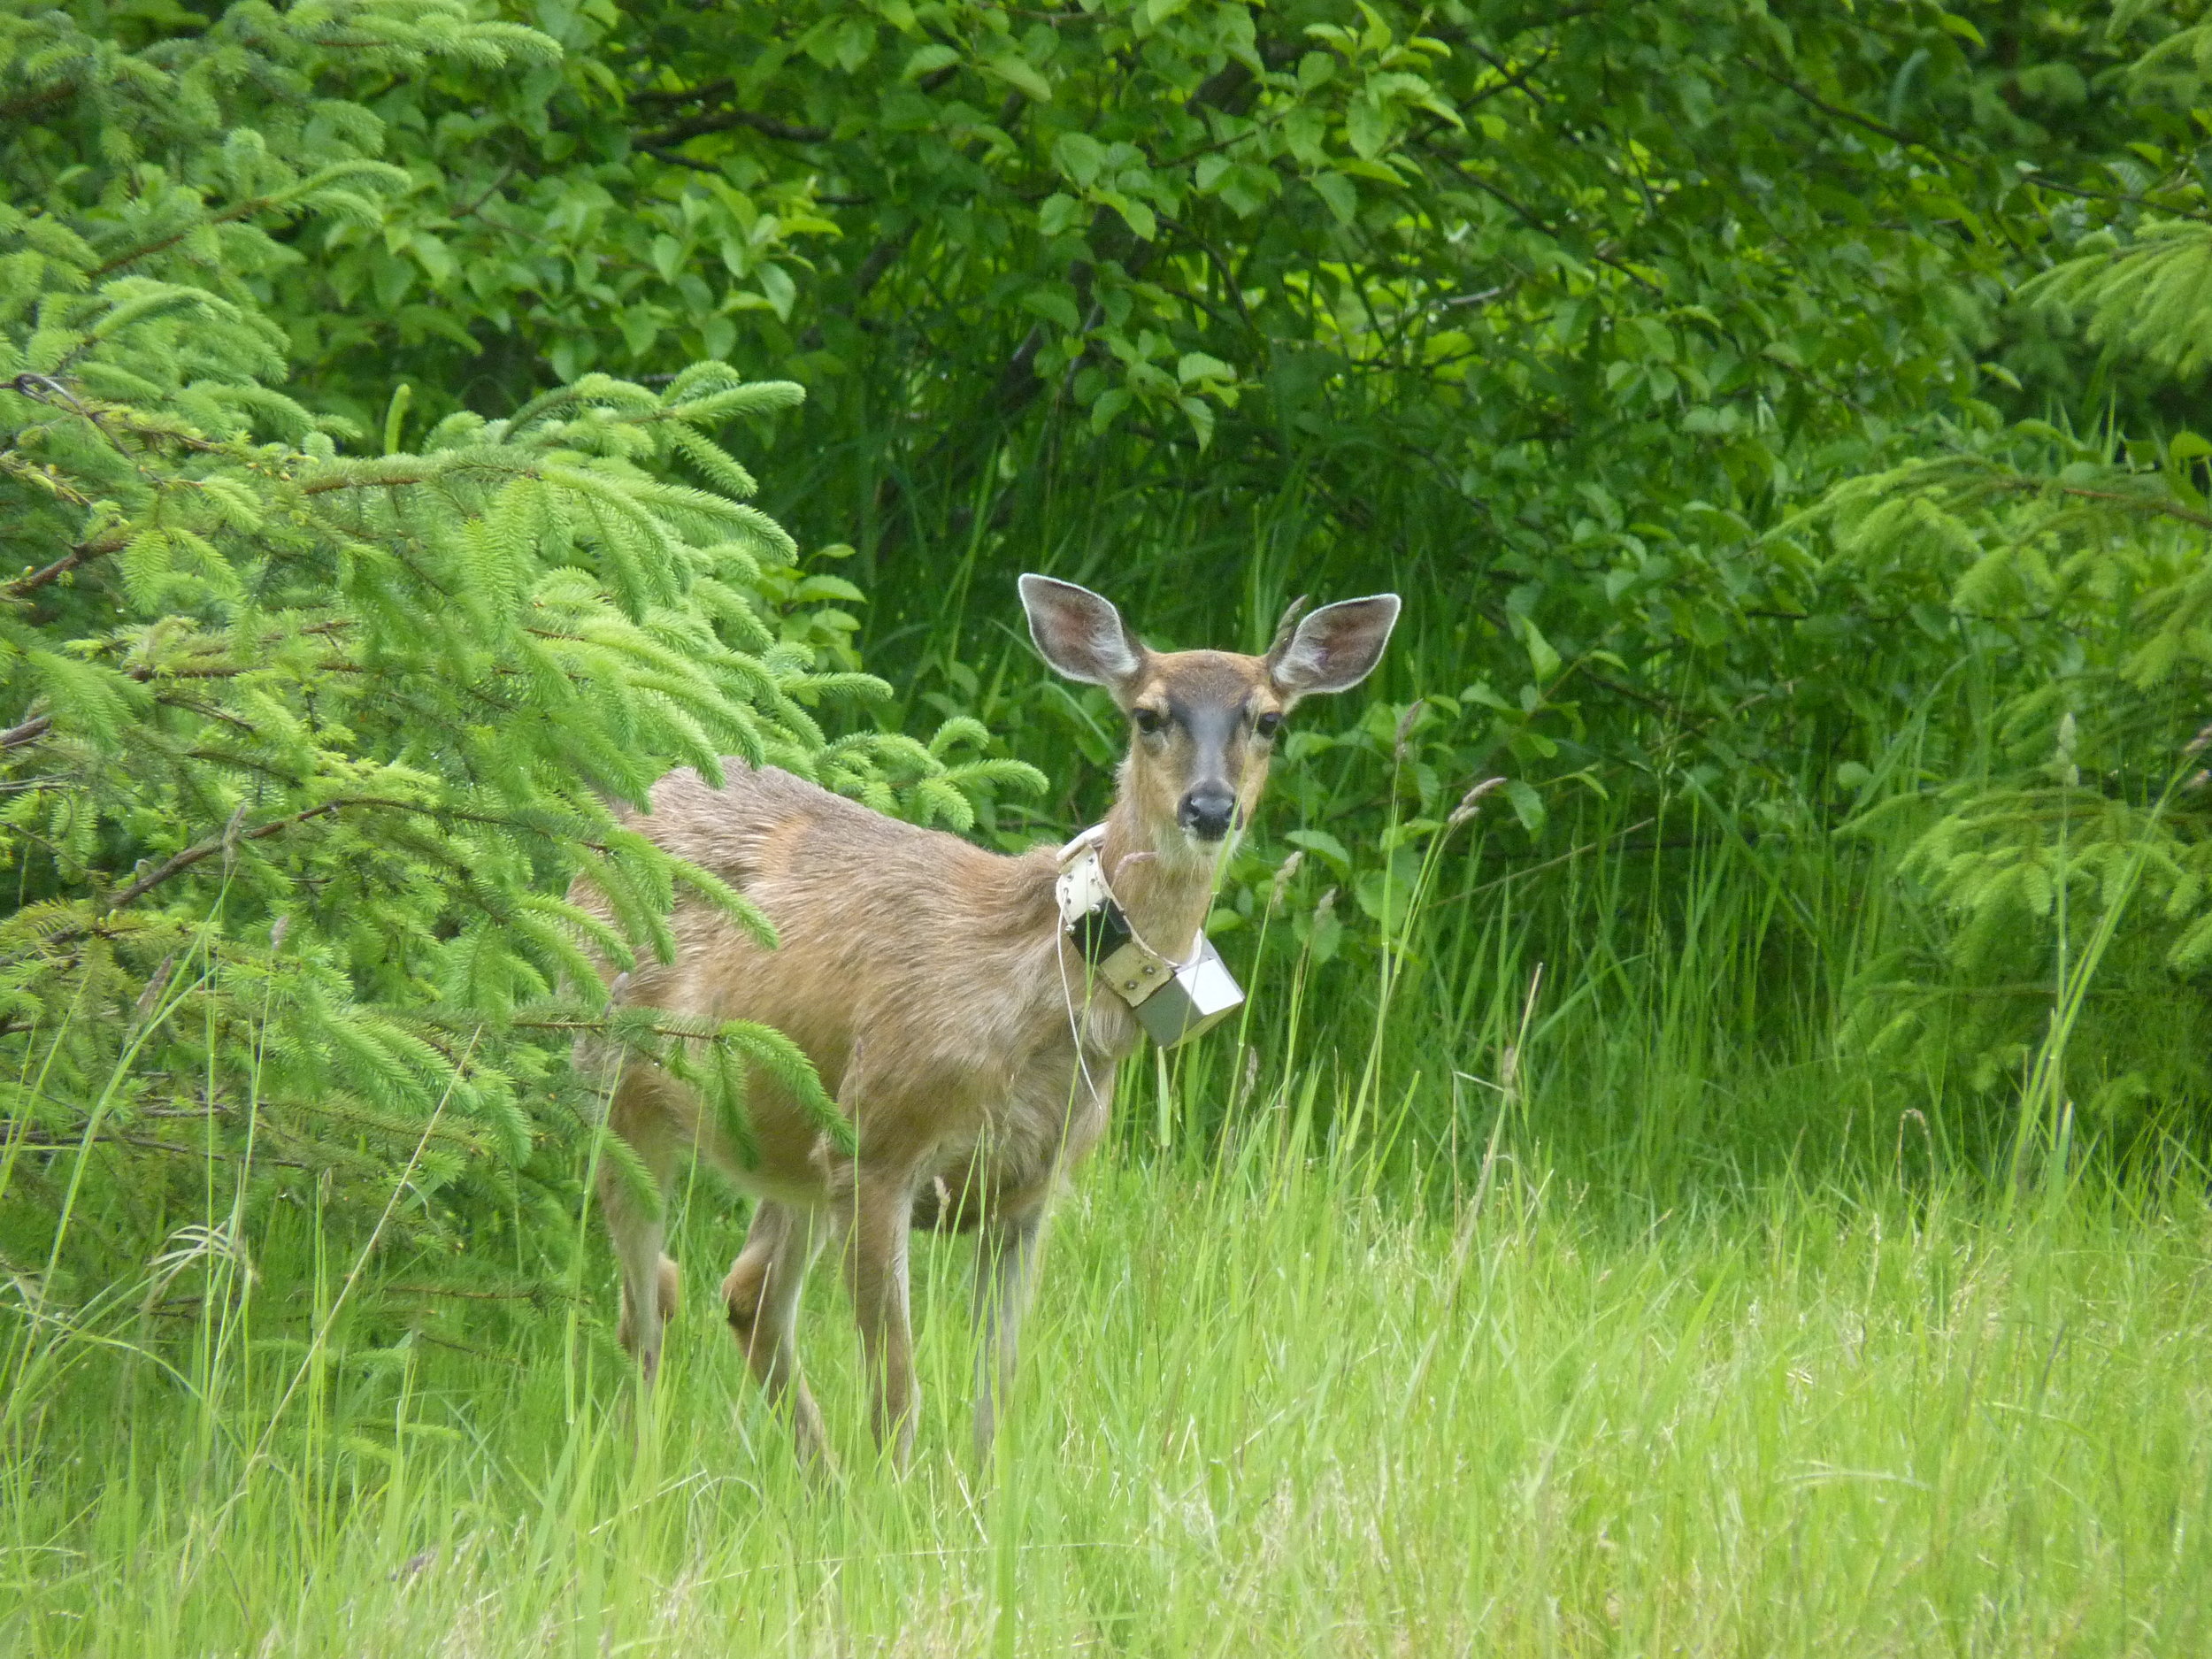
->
[580,574,1399,1468]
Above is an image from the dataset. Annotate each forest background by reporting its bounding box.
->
[5,0,2212,1653]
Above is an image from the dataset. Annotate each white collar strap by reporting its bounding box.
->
[1054,823,1114,930]
[1055,821,1108,864]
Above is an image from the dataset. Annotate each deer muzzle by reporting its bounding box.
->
[1178,783,1238,841]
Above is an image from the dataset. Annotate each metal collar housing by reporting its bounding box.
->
[1053,826,1245,1048]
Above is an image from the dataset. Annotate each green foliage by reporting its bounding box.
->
[1810,9,2212,1135]
[0,0,1035,1302]
[258,0,2133,802]
[9,0,2212,1349]
[1823,422,2212,1125]
[245,3,2212,1124]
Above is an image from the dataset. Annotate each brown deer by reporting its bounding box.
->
[582,575,1398,1466]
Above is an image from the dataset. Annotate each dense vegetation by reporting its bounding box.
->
[4,1,2212,1651]
[217,0,2212,1160]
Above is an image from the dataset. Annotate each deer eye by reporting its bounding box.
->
[1253,711,1283,741]
[1132,707,1167,736]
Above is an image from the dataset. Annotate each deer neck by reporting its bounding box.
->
[1097,799,1223,964]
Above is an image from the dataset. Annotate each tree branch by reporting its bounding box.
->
[111,801,351,909]
[639,106,832,150]
[90,194,294,280]
[1747,60,1959,167]
[4,534,128,600]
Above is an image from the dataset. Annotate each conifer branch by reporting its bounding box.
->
[5,534,128,598]
[1,714,50,751]
[106,802,354,908]
[88,196,296,280]
[0,1,1036,1280]
[2024,480,2212,533]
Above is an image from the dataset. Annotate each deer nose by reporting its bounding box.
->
[1179,785,1238,841]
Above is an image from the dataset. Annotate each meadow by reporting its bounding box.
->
[9,3,2212,1653]
[6,810,2210,1655]
[8,1138,2209,1655]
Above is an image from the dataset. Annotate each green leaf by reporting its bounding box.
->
[982,52,1052,104]
[1517,616,1561,680]
[1097,189,1156,242]
[1025,288,1081,330]
[1286,828,1352,872]
[1311,172,1357,225]
[757,264,796,319]
[1345,96,1387,161]
[1053,133,1107,188]
[902,42,960,78]
[1038,192,1084,237]
[1503,780,1547,834]
[1178,394,1215,449]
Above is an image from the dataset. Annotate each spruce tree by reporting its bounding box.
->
[1816,19,2212,1139]
[0,0,1039,1316]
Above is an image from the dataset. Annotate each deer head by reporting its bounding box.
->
[1018,575,1400,864]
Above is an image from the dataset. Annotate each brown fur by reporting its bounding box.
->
[577,580,1396,1468]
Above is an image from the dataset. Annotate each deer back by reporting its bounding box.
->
[580,764,1130,1187]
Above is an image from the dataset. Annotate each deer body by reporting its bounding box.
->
[586,577,1397,1466]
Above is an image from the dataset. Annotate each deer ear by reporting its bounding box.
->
[1267,594,1401,700]
[1018,574,1144,690]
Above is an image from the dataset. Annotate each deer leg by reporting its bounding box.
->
[972,1205,1044,1463]
[600,1079,680,1385]
[721,1201,829,1464]
[841,1169,921,1468]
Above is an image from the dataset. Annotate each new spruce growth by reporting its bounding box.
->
[0,0,1041,1314]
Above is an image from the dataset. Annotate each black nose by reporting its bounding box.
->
[1179,787,1237,840]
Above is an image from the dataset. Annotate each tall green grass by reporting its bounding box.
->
[6,778,2208,1653]
[4,1143,2208,1655]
